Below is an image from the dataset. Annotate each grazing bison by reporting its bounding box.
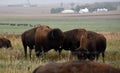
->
[56,28,88,58]
[87,31,106,62]
[35,26,64,57]
[0,37,12,49]
[33,61,120,73]
[76,31,106,62]
[21,25,48,58]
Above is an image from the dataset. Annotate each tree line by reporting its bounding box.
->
[50,2,120,13]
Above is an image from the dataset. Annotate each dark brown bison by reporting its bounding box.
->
[35,26,64,57]
[0,37,12,49]
[21,25,47,58]
[76,31,106,62]
[33,61,120,73]
[56,28,88,57]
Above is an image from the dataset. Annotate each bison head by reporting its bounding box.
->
[73,49,89,60]
[47,28,65,48]
[87,51,98,61]
[35,28,65,57]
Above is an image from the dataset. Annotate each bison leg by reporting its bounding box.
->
[58,49,62,59]
[23,45,27,59]
[102,52,105,63]
[29,49,32,59]
[96,53,99,61]
[35,44,43,57]
[29,46,34,59]
[58,48,62,55]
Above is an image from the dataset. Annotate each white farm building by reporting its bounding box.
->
[61,10,75,14]
[97,8,108,12]
[79,8,89,13]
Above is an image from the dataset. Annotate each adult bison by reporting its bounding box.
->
[0,37,12,49]
[33,61,120,73]
[56,28,88,58]
[21,25,47,58]
[76,31,106,62]
[35,26,64,57]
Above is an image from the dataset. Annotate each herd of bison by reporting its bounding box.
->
[0,25,120,73]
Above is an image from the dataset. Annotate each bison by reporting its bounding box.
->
[33,61,120,73]
[0,37,12,49]
[76,31,106,62]
[35,26,65,57]
[21,25,49,58]
[55,28,88,58]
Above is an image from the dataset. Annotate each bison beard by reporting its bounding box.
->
[35,27,64,57]
[33,61,120,73]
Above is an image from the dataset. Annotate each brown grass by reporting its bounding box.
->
[0,32,120,73]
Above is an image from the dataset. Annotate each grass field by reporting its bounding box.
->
[0,32,120,73]
[0,12,120,34]
[0,12,120,73]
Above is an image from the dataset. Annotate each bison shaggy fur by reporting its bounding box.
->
[87,31,106,62]
[35,26,64,57]
[0,37,12,49]
[76,31,106,62]
[21,25,50,58]
[33,61,120,73]
[59,29,88,54]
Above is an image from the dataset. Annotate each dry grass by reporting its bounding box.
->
[98,32,120,40]
[0,32,120,73]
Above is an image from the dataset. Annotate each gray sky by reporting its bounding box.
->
[0,0,120,5]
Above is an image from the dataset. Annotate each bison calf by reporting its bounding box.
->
[33,61,120,73]
[0,37,12,49]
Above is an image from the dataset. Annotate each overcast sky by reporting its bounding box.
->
[0,0,120,5]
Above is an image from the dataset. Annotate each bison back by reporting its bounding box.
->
[33,61,120,73]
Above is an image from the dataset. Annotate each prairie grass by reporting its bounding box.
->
[0,32,120,73]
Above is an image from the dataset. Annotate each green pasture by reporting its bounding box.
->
[0,16,120,34]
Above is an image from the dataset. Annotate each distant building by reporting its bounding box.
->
[61,10,75,13]
[97,8,108,12]
[79,8,89,13]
